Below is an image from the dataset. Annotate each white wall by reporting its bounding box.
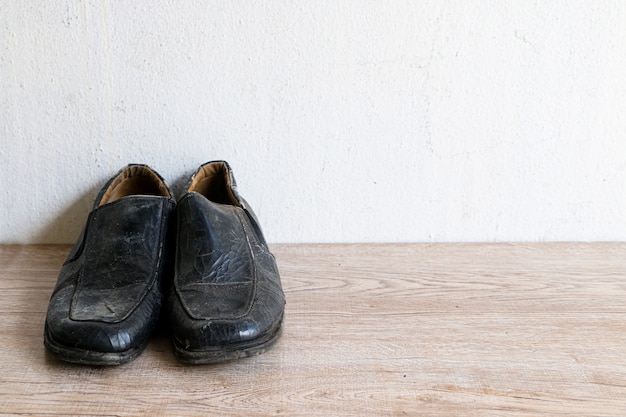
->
[2,1,626,244]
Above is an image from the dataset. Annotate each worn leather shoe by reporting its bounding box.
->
[44,164,175,365]
[168,161,285,364]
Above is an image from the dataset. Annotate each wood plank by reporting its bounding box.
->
[0,243,625,416]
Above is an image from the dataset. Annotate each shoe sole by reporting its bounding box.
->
[43,324,145,366]
[172,316,284,365]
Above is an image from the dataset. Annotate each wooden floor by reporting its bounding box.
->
[1,243,625,416]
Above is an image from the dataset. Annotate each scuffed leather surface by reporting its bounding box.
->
[71,197,166,322]
[169,182,285,350]
[175,194,254,319]
[46,195,174,353]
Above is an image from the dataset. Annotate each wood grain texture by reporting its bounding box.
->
[1,243,625,416]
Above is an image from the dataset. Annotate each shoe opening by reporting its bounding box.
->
[188,161,240,206]
[99,165,171,206]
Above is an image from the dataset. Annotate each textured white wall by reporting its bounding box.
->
[1,1,626,244]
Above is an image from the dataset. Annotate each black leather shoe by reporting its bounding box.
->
[44,164,175,365]
[168,161,285,364]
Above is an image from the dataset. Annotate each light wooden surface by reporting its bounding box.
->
[1,243,625,416]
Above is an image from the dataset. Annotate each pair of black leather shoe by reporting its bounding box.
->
[44,161,285,365]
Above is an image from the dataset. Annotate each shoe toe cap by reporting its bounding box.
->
[173,319,262,350]
[45,285,159,355]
